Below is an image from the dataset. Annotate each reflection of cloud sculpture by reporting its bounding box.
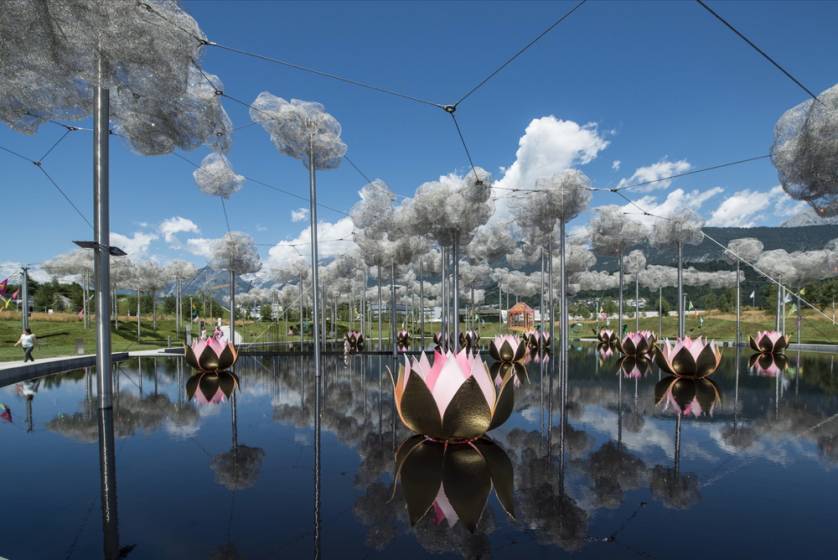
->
[392,351,514,441]
[749,353,788,378]
[394,435,514,533]
[771,82,838,217]
[650,465,700,510]
[582,441,649,509]
[749,331,790,355]
[655,337,721,378]
[210,445,265,491]
[249,94,346,169]
[193,153,244,198]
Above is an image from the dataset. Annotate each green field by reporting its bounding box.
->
[1,307,835,362]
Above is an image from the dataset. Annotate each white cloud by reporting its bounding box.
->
[617,158,691,192]
[707,189,771,227]
[185,237,215,259]
[111,231,157,258]
[262,217,357,274]
[620,187,723,229]
[159,216,199,243]
[611,160,621,171]
[492,115,609,222]
[291,208,309,223]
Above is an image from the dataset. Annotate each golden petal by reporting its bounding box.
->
[400,372,445,438]
[473,439,515,519]
[488,372,515,431]
[185,372,201,400]
[217,344,237,370]
[441,378,493,440]
[442,444,492,533]
[198,345,220,371]
[198,371,220,402]
[654,376,677,406]
[398,439,445,526]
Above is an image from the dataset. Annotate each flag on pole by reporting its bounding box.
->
[0,278,7,296]
[749,291,755,300]
[783,293,793,304]
[687,300,695,312]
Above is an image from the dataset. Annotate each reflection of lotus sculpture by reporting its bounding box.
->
[654,337,721,378]
[397,330,410,351]
[618,356,651,379]
[390,350,514,441]
[749,330,790,354]
[597,342,615,364]
[344,331,365,352]
[595,328,618,345]
[433,332,451,349]
[617,330,656,356]
[749,352,788,377]
[186,371,240,405]
[489,361,528,387]
[458,330,480,350]
[655,376,721,417]
[185,337,238,371]
[489,335,527,363]
[394,435,514,532]
[524,330,550,351]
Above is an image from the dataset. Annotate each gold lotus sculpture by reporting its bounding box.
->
[185,337,238,371]
[488,334,527,363]
[390,350,515,442]
[617,330,657,356]
[749,330,790,355]
[654,337,721,378]
[394,435,515,533]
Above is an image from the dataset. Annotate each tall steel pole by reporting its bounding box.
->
[677,241,685,339]
[548,235,555,349]
[453,231,461,352]
[391,261,397,357]
[540,249,545,333]
[735,259,741,346]
[97,407,121,559]
[419,258,425,349]
[229,270,236,344]
[308,129,322,377]
[558,223,566,377]
[299,272,304,352]
[21,267,29,331]
[618,249,624,337]
[440,246,447,346]
[377,262,383,351]
[658,287,663,337]
[94,67,113,410]
[635,272,640,331]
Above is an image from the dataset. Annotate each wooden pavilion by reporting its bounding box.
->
[507,302,534,332]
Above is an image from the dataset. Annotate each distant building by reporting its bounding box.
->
[507,302,534,332]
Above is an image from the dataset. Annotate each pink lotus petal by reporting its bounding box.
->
[425,350,446,391]
[432,488,458,527]
[455,349,472,379]
[430,355,469,417]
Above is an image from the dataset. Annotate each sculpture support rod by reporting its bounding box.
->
[21,267,29,331]
[97,407,120,559]
[390,260,397,357]
[229,270,236,344]
[440,246,447,346]
[558,222,566,376]
[419,258,424,348]
[635,272,640,331]
[618,249,624,337]
[453,231,460,351]
[775,276,782,332]
[308,132,321,377]
[548,235,555,349]
[299,272,303,352]
[735,259,741,345]
[94,75,112,410]
[377,262,383,351]
[677,241,685,339]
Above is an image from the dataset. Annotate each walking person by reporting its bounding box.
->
[14,328,36,362]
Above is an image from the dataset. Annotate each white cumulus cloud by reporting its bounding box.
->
[111,231,158,258]
[159,216,200,243]
[291,208,309,223]
[617,158,692,192]
[611,160,621,171]
[620,187,723,229]
[707,189,771,227]
[260,217,357,279]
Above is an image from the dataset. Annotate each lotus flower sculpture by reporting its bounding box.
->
[598,342,615,364]
[394,435,515,533]
[655,376,721,418]
[524,330,550,351]
[397,330,410,351]
[749,352,788,378]
[618,356,651,379]
[390,350,514,442]
[749,331,790,355]
[617,330,656,356]
[595,328,618,345]
[654,337,721,378]
[186,370,239,406]
[459,330,480,350]
[488,335,527,363]
[344,330,365,353]
[185,336,238,372]
[489,361,528,387]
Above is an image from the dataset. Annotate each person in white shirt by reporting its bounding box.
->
[14,328,35,362]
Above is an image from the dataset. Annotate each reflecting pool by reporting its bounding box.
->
[1,346,837,559]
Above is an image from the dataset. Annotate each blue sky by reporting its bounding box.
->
[2,0,837,279]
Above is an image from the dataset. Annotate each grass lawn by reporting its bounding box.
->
[1,307,835,362]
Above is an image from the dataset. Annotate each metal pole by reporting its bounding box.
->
[453,231,460,352]
[558,223,566,377]
[94,69,112,410]
[97,407,120,559]
[83,271,89,329]
[735,259,741,346]
[797,294,802,346]
[677,241,685,339]
[136,288,140,340]
[775,276,782,332]
[419,258,425,349]
[549,235,555,349]
[229,270,236,344]
[377,262,383,351]
[540,248,545,333]
[635,271,640,331]
[308,129,322,377]
[658,287,663,337]
[21,267,29,331]
[618,249,624,337]
[299,272,304,352]
[391,261,397,357]
[440,246,447,347]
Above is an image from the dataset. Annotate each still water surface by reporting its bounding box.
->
[1,346,837,559]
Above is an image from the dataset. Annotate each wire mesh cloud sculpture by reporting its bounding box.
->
[193,152,244,198]
[249,93,346,169]
[772,82,838,217]
[209,232,262,275]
